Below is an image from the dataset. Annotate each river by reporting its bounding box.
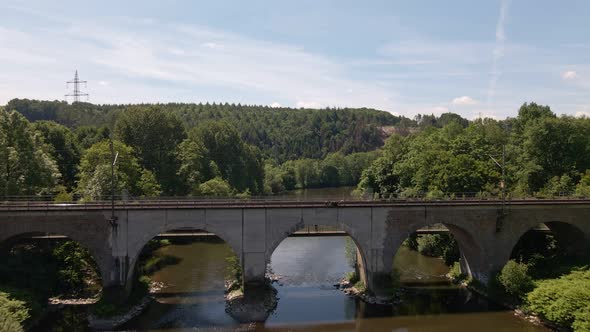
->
[40,234,549,331]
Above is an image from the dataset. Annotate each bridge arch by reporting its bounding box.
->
[267,222,370,286]
[0,231,105,296]
[508,221,588,265]
[388,221,485,281]
[263,207,373,288]
[126,225,243,287]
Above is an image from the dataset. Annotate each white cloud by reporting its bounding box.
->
[431,106,449,114]
[296,101,323,109]
[201,42,220,49]
[576,111,590,118]
[98,81,109,86]
[487,0,511,110]
[452,96,477,105]
[562,70,577,80]
[270,102,282,108]
[0,17,398,111]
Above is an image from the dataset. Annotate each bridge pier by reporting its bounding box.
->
[242,252,267,292]
[2,200,590,305]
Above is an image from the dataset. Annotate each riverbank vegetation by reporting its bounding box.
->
[471,231,590,331]
[92,239,175,318]
[402,233,460,266]
[0,239,101,330]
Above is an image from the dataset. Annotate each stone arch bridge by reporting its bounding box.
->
[1,200,589,299]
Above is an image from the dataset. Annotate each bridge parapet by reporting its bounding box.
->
[1,200,589,299]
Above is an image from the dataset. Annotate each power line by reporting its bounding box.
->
[65,70,89,103]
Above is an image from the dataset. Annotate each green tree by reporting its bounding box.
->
[498,260,534,298]
[575,170,590,197]
[75,126,110,150]
[32,121,81,189]
[178,121,264,194]
[0,111,60,196]
[196,177,235,197]
[115,107,187,195]
[77,140,160,200]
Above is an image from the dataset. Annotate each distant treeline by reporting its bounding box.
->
[0,99,400,198]
[6,99,410,162]
[4,99,587,200]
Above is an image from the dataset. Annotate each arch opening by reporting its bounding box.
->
[0,232,104,311]
[268,224,369,291]
[393,223,482,285]
[510,222,589,279]
[118,228,245,328]
[128,228,242,302]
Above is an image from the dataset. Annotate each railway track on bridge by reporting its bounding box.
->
[1,198,590,211]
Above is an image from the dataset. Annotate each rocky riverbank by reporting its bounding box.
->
[224,278,279,323]
[337,278,401,305]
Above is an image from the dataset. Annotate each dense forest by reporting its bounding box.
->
[359,102,590,198]
[6,99,408,162]
[1,99,401,198]
[2,99,590,200]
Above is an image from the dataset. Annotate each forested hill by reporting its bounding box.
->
[5,98,415,162]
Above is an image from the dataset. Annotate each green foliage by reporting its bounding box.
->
[527,269,590,330]
[225,253,243,289]
[32,121,81,189]
[75,125,110,150]
[345,271,359,284]
[0,111,60,196]
[278,151,380,191]
[138,169,162,197]
[448,262,466,282]
[575,170,590,197]
[0,291,28,331]
[360,104,590,198]
[0,239,101,326]
[498,260,534,298]
[53,185,73,202]
[344,237,358,270]
[115,107,186,195]
[77,140,159,200]
[178,121,264,194]
[8,99,403,162]
[538,174,574,197]
[416,234,460,265]
[403,233,419,251]
[196,177,235,197]
[353,280,366,292]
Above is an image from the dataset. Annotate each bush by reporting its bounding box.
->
[0,313,23,332]
[402,233,419,251]
[353,280,366,293]
[417,234,459,265]
[345,271,359,284]
[449,262,465,281]
[0,292,28,332]
[527,269,590,331]
[498,260,534,298]
[225,254,242,288]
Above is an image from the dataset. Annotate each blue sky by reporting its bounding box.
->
[0,0,589,119]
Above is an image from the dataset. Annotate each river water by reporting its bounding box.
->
[38,187,550,331]
[109,235,546,332]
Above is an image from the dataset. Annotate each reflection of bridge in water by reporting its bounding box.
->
[1,198,589,299]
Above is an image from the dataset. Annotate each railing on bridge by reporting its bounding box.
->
[0,192,588,211]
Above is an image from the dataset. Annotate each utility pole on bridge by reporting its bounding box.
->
[489,145,507,232]
[109,140,119,230]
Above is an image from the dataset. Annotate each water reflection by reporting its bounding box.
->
[42,233,549,331]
